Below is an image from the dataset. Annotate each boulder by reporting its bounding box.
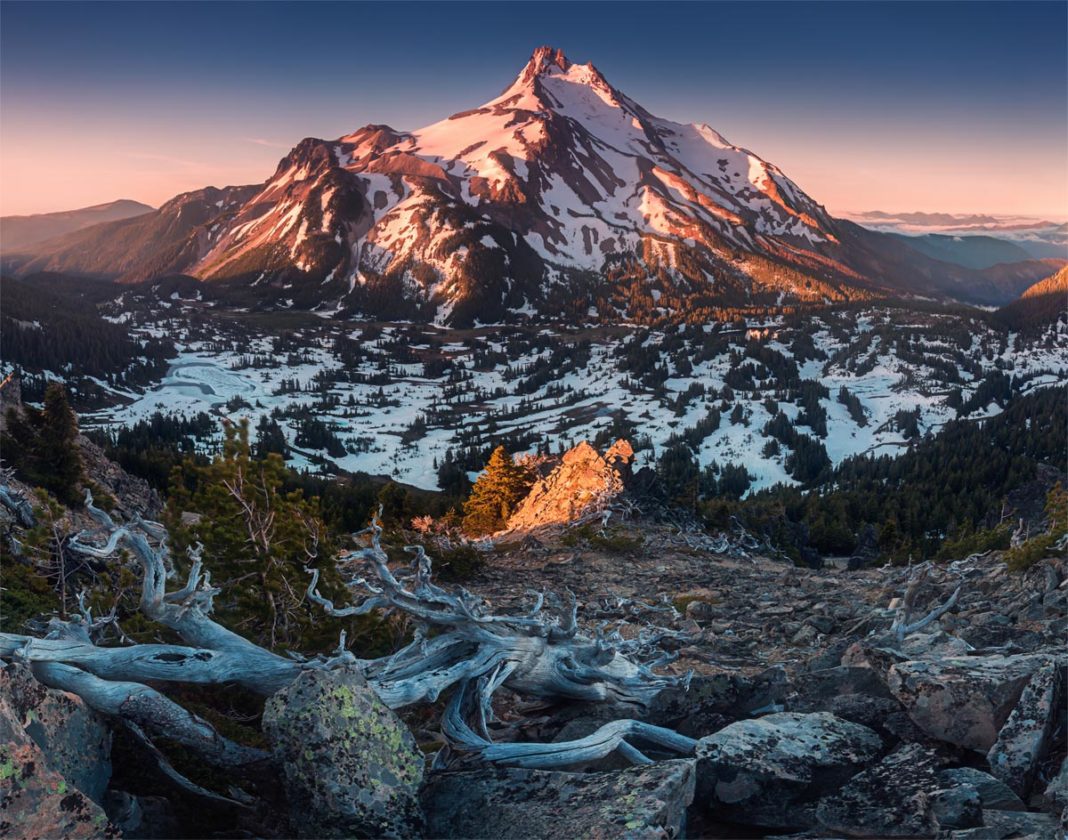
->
[887,654,1050,751]
[420,759,695,839]
[815,743,962,837]
[695,711,881,829]
[946,809,1062,838]
[899,630,975,659]
[938,768,1026,812]
[986,661,1063,798]
[1042,755,1068,815]
[0,669,114,839]
[1,663,112,803]
[646,671,781,738]
[262,666,424,839]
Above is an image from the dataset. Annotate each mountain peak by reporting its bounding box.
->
[520,45,572,83]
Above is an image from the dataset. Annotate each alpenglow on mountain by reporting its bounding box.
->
[11,47,1056,323]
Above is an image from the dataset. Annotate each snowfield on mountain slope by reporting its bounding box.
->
[73,304,1068,493]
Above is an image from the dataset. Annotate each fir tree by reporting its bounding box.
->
[462,445,533,536]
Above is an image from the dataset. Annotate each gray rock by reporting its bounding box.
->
[938,768,1026,812]
[816,743,955,837]
[1043,755,1068,814]
[947,809,1062,838]
[887,654,1050,751]
[645,671,792,739]
[930,784,983,831]
[262,666,424,839]
[986,661,1062,797]
[899,630,975,659]
[421,760,696,839]
[695,711,881,829]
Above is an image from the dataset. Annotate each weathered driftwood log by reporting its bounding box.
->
[0,490,694,775]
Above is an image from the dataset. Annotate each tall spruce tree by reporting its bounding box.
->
[462,445,533,536]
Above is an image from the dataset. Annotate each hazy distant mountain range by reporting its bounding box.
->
[3,48,1061,324]
[0,199,153,251]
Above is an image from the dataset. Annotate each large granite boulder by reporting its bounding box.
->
[262,666,424,839]
[421,759,695,839]
[986,660,1063,798]
[695,711,881,829]
[0,665,115,839]
[887,654,1051,751]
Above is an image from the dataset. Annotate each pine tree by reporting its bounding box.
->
[166,420,354,651]
[462,446,533,536]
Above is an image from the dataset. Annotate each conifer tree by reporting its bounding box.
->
[165,420,356,651]
[462,445,533,536]
[2,382,84,506]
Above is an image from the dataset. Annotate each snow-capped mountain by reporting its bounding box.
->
[11,47,1060,322]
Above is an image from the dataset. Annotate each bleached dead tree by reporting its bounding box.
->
[0,489,696,779]
[888,560,964,645]
[306,512,696,766]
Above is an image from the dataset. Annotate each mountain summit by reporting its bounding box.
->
[11,47,1057,321]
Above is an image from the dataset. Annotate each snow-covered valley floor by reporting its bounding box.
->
[79,302,1068,494]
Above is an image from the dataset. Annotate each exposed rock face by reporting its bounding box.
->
[0,664,115,839]
[420,759,696,839]
[694,711,882,829]
[78,434,162,520]
[506,439,634,531]
[986,660,1063,797]
[262,667,424,839]
[887,654,1051,751]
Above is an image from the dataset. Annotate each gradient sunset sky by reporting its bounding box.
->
[2,0,1065,218]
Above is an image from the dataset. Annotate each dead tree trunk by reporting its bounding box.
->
[0,490,695,775]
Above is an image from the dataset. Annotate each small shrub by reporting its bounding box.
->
[433,544,485,582]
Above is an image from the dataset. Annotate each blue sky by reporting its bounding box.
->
[2,1,1065,216]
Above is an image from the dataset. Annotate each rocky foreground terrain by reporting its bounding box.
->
[0,436,1065,839]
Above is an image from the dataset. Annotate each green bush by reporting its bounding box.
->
[432,543,484,582]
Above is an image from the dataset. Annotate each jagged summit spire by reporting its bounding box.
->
[519,45,572,83]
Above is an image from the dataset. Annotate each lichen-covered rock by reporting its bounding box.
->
[262,666,424,838]
[0,672,115,839]
[986,660,1063,798]
[420,759,695,839]
[815,743,961,837]
[887,654,1051,751]
[1,663,112,803]
[695,711,882,829]
[938,768,1026,812]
